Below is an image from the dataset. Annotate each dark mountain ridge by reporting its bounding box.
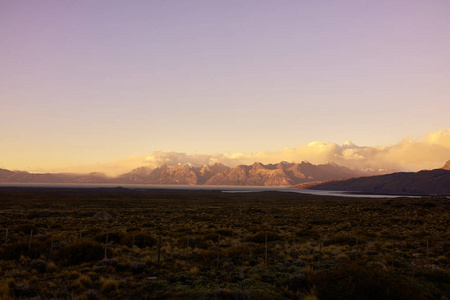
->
[298,160,450,195]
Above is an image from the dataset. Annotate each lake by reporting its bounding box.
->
[0,183,417,198]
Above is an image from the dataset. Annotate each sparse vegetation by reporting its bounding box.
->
[0,187,448,299]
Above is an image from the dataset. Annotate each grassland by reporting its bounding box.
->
[0,187,449,299]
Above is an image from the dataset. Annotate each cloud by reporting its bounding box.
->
[143,152,212,168]
[52,129,450,176]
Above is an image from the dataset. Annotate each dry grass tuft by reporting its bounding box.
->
[100,277,119,294]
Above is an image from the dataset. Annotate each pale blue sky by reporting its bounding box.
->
[1,0,449,171]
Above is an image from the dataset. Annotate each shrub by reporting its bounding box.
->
[189,266,200,276]
[313,262,430,300]
[30,259,47,273]
[417,269,450,285]
[100,277,119,294]
[225,246,243,259]
[249,232,281,243]
[14,224,37,235]
[130,261,146,274]
[126,226,141,232]
[203,231,221,241]
[75,275,93,289]
[196,249,217,263]
[0,278,15,299]
[216,229,233,237]
[287,273,310,292]
[46,261,58,273]
[95,231,123,244]
[215,288,251,300]
[303,290,319,300]
[99,258,118,267]
[61,270,81,280]
[1,239,51,260]
[177,235,208,248]
[296,229,320,240]
[13,283,34,298]
[84,289,100,300]
[54,239,105,265]
[0,242,29,260]
[324,234,361,246]
[122,231,157,248]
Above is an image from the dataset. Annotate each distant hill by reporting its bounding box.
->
[0,169,110,184]
[0,161,382,186]
[297,160,450,195]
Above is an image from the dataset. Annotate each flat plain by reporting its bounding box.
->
[0,187,449,299]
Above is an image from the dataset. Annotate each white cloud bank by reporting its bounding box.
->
[61,129,450,176]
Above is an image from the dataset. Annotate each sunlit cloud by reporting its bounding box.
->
[48,129,450,176]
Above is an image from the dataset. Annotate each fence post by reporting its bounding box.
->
[217,234,221,269]
[242,232,245,255]
[5,228,7,245]
[392,242,395,266]
[104,233,109,259]
[319,237,322,256]
[293,233,296,258]
[426,240,429,260]
[186,233,190,268]
[157,235,161,271]
[28,229,33,256]
[265,234,268,266]
[131,232,135,258]
[51,230,54,259]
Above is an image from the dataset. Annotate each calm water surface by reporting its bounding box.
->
[0,183,418,198]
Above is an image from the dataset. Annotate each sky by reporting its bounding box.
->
[1,0,449,175]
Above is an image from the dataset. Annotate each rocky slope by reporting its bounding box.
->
[119,161,378,186]
[205,161,376,186]
[442,160,450,170]
[299,160,450,195]
[0,161,383,186]
[117,163,230,185]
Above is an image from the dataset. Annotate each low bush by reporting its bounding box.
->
[287,272,310,292]
[84,289,100,300]
[14,224,38,235]
[100,277,119,294]
[1,239,50,260]
[122,231,157,248]
[54,239,105,265]
[324,234,362,246]
[46,261,58,273]
[176,234,210,249]
[30,259,47,273]
[129,261,146,274]
[295,229,320,240]
[0,278,15,299]
[74,275,93,290]
[215,288,251,300]
[216,229,233,237]
[249,232,281,243]
[95,231,123,244]
[313,262,431,300]
[13,283,35,298]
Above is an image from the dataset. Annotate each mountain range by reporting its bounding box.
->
[298,160,450,195]
[0,161,384,186]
